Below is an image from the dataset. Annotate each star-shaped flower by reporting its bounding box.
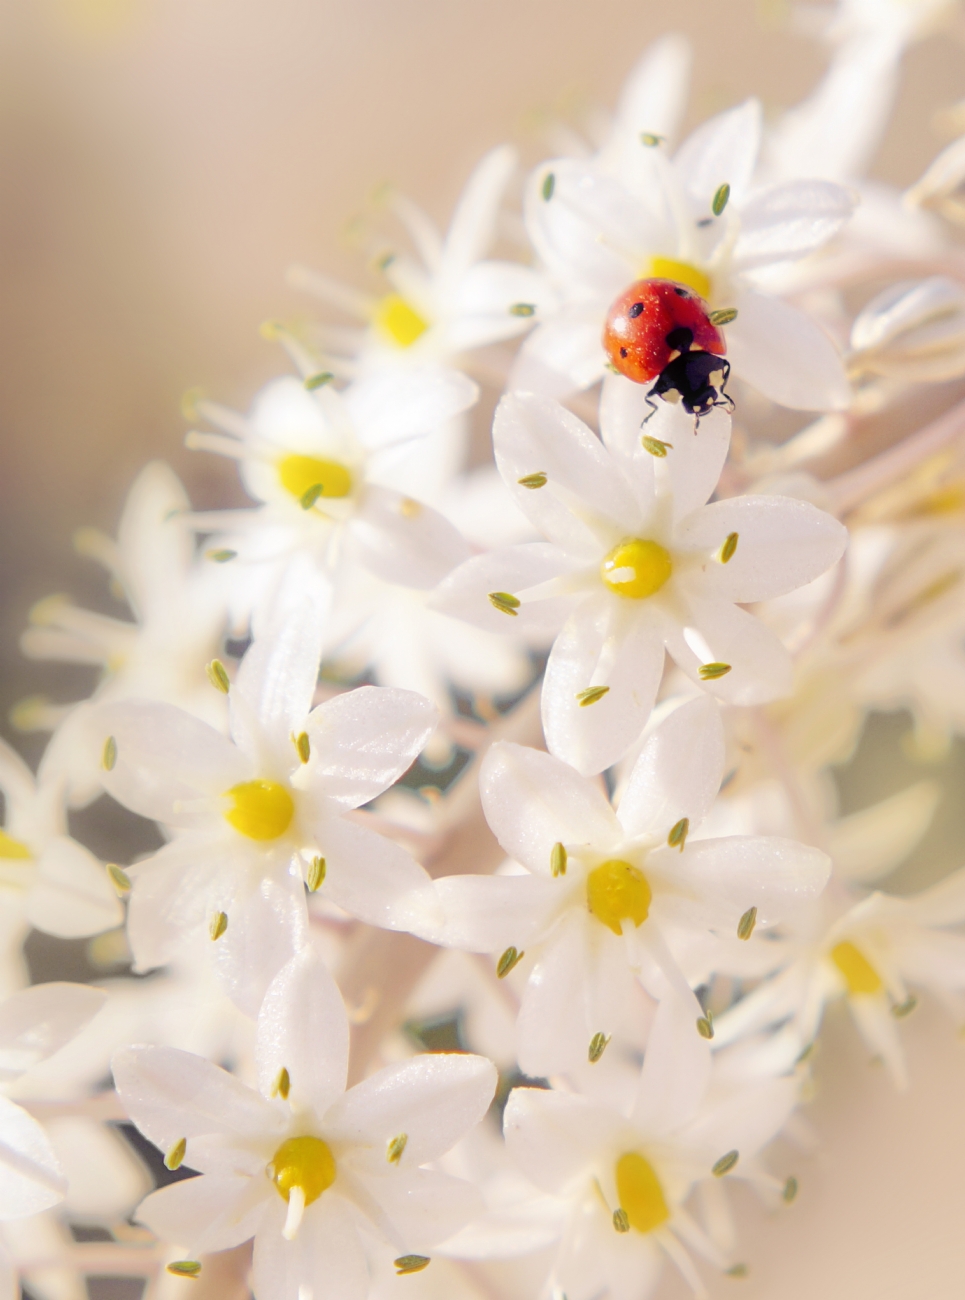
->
[434,389,848,774]
[416,697,830,1075]
[97,603,438,1012]
[113,949,497,1300]
[515,98,854,409]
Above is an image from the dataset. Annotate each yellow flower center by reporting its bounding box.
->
[278,453,352,503]
[647,257,711,300]
[830,940,883,996]
[374,293,430,349]
[0,830,32,860]
[587,860,652,936]
[269,1136,336,1207]
[615,1151,670,1234]
[601,539,672,600]
[224,781,295,841]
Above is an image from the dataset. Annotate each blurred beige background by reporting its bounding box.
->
[2,0,965,1295]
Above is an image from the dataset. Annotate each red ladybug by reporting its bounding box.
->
[603,279,733,427]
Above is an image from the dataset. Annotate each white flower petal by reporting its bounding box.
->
[252,1195,368,1300]
[440,145,518,292]
[325,1054,496,1167]
[895,929,965,989]
[727,289,850,411]
[600,34,692,169]
[679,495,848,603]
[617,696,724,841]
[349,487,472,590]
[430,542,575,639]
[361,1167,483,1251]
[480,741,619,875]
[493,393,640,551]
[516,913,592,1076]
[136,1174,269,1254]
[652,835,831,930]
[680,1075,798,1162]
[421,873,561,951]
[905,865,965,926]
[29,838,123,939]
[524,161,639,294]
[345,368,478,451]
[126,835,229,973]
[542,596,665,775]
[664,596,793,704]
[732,181,854,270]
[673,99,762,208]
[256,947,348,1117]
[847,995,907,1089]
[0,1095,66,1219]
[0,984,105,1080]
[503,1087,621,1195]
[112,1046,280,1151]
[232,602,324,757]
[829,781,940,884]
[96,702,250,826]
[310,815,431,931]
[632,992,711,1135]
[304,686,438,810]
[510,306,609,397]
[213,874,309,1017]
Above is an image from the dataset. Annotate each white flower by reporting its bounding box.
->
[434,389,848,774]
[0,738,122,968]
[97,603,438,1012]
[19,463,229,807]
[290,146,553,375]
[502,995,798,1300]
[113,949,497,1300]
[187,371,477,632]
[849,277,965,383]
[415,697,830,1075]
[515,99,854,409]
[0,983,106,1220]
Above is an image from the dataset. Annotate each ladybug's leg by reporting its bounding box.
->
[717,360,735,413]
[640,390,661,426]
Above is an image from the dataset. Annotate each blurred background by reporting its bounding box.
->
[2,1,965,1296]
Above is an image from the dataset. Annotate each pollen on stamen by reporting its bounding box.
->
[712,1150,739,1177]
[387,1133,408,1164]
[307,856,326,892]
[206,659,230,694]
[166,1262,201,1279]
[394,1257,431,1276]
[588,1031,611,1063]
[550,842,567,877]
[667,818,689,851]
[209,911,228,941]
[106,863,131,895]
[164,1138,187,1171]
[272,1067,291,1100]
[294,732,311,764]
[102,736,117,771]
[497,946,524,978]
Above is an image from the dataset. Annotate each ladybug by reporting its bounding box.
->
[603,279,734,428]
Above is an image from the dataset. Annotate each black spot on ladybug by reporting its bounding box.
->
[673,287,689,297]
[620,347,628,358]
[628,302,645,319]
[665,326,694,352]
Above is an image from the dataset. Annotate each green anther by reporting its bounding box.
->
[577,686,610,707]
[612,1208,630,1233]
[697,1013,715,1040]
[510,303,536,317]
[376,251,396,271]
[307,856,326,892]
[166,1262,201,1279]
[209,911,228,941]
[588,1031,611,1063]
[394,1256,430,1276]
[892,996,918,1018]
[165,1138,187,1171]
[709,307,738,327]
[712,183,731,216]
[272,1067,291,1100]
[726,1264,749,1278]
[699,662,732,681]
[305,372,334,391]
[102,736,117,771]
[795,1042,815,1065]
[207,548,237,563]
[720,532,739,564]
[300,483,325,510]
[387,1133,408,1164]
[295,732,311,764]
[106,863,131,895]
[489,592,520,616]
[497,946,524,978]
[206,659,230,694]
[667,817,689,851]
[550,841,567,877]
[783,1176,798,1203]
[640,133,664,147]
[518,473,548,489]
[737,906,758,941]
[542,172,555,201]
[712,1150,739,1177]
[641,436,673,457]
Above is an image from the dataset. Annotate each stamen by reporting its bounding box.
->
[640,133,665,147]
[164,1138,187,1171]
[726,1264,749,1278]
[577,686,610,706]
[294,732,311,764]
[510,303,536,317]
[489,592,520,616]
[307,857,326,892]
[206,660,230,694]
[892,996,917,1018]
[699,662,732,680]
[712,1150,739,1177]
[166,1262,201,1279]
[615,1152,670,1234]
[394,1257,430,1276]
[224,781,295,841]
[518,473,547,489]
[667,818,689,851]
[613,1208,631,1232]
[209,911,228,941]
[550,842,567,877]
[737,906,757,941]
[102,736,117,771]
[783,1176,798,1203]
[719,532,739,564]
[712,183,731,216]
[697,1012,714,1039]
[588,1031,611,1063]
[207,549,237,563]
[387,1133,408,1164]
[587,860,651,935]
[542,173,555,201]
[600,538,672,600]
[304,372,334,390]
[283,1184,306,1240]
[106,863,131,894]
[272,1067,291,1099]
[709,308,738,327]
[497,946,524,978]
[641,436,673,457]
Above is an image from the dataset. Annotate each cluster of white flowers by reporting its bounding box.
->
[7,7,965,1300]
